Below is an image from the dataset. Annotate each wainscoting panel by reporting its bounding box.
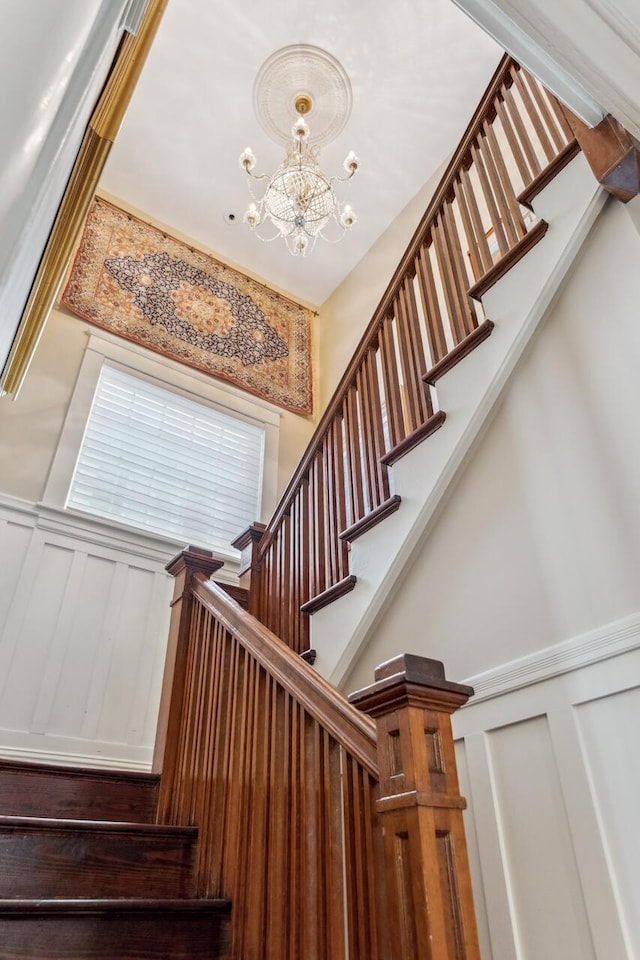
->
[454,630,640,960]
[576,687,640,953]
[488,716,596,960]
[0,495,214,769]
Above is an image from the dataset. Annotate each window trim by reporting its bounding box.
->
[43,328,281,559]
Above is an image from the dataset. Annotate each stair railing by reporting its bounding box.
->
[236,56,578,654]
[155,547,480,960]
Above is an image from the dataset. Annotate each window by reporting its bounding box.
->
[44,331,281,560]
[66,364,264,552]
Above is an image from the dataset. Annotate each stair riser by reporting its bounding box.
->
[0,762,158,822]
[0,913,230,959]
[0,830,196,899]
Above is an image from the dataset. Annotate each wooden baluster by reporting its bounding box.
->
[363,345,391,506]
[174,603,199,821]
[378,314,405,449]
[479,126,520,247]
[356,362,380,512]
[244,664,270,957]
[344,754,368,958]
[470,140,509,257]
[511,64,555,163]
[459,166,494,273]
[521,71,566,153]
[394,276,431,430]
[281,515,291,643]
[190,608,214,829]
[452,177,483,285]
[220,643,249,904]
[415,241,450,366]
[312,451,327,597]
[266,685,289,959]
[351,655,481,960]
[495,94,532,186]
[216,631,241,893]
[546,91,575,141]
[344,385,368,520]
[232,652,258,959]
[502,81,541,180]
[288,495,299,652]
[300,477,311,651]
[301,716,319,960]
[330,414,350,576]
[441,201,478,339]
[287,698,301,957]
[432,213,468,346]
[325,732,347,960]
[321,428,339,587]
[481,118,527,241]
[307,463,318,602]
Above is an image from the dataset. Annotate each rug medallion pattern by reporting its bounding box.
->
[62,198,313,414]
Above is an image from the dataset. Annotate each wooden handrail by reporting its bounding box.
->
[155,548,481,960]
[192,575,378,775]
[247,56,578,654]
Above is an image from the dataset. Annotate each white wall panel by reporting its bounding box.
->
[488,716,596,960]
[454,642,639,960]
[0,494,195,769]
[576,688,640,953]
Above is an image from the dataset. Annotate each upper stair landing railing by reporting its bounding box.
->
[237,56,579,655]
[155,548,480,960]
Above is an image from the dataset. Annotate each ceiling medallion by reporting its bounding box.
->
[253,45,352,148]
[240,45,359,257]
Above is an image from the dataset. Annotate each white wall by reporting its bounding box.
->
[343,199,640,958]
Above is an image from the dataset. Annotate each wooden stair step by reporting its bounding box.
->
[0,898,231,959]
[0,816,197,899]
[0,759,159,823]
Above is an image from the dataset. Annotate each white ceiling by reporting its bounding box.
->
[101,0,502,307]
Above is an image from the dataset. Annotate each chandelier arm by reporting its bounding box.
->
[331,170,357,184]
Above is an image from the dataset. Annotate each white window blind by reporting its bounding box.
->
[67,364,265,553]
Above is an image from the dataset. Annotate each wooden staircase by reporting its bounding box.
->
[0,760,230,959]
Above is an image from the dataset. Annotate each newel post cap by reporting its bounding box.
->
[349,653,474,718]
[230,522,267,551]
[165,545,225,579]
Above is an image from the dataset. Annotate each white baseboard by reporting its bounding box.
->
[0,734,152,772]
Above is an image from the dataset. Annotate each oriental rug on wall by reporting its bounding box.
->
[62,197,313,414]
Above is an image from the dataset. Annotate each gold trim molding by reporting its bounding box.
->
[1,0,168,397]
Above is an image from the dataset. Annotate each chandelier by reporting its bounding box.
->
[239,105,359,257]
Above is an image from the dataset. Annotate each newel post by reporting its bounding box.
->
[152,546,224,781]
[231,521,266,616]
[350,654,480,960]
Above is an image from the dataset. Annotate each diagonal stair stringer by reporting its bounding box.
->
[311,152,609,687]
